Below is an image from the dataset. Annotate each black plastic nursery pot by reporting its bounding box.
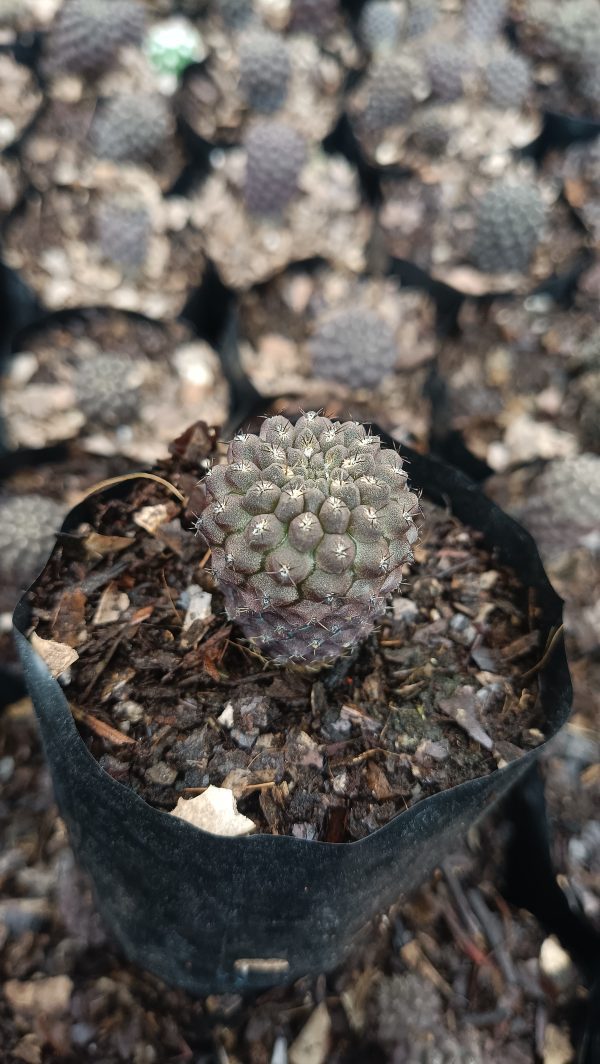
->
[13,430,572,997]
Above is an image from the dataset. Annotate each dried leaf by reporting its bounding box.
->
[82,531,135,558]
[365,760,393,800]
[30,632,79,678]
[171,785,256,836]
[52,587,87,648]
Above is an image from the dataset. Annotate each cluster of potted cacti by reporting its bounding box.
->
[1,0,598,1027]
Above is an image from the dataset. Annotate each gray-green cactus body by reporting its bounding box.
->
[0,494,65,587]
[471,180,546,274]
[484,50,532,109]
[45,0,146,77]
[309,306,398,389]
[195,413,419,664]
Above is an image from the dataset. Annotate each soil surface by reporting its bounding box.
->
[29,421,542,842]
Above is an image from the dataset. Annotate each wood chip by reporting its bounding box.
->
[30,632,79,678]
[171,786,256,837]
[288,1002,332,1064]
[438,686,493,751]
[4,975,73,1017]
[133,503,172,534]
[92,584,130,626]
[82,531,135,558]
[71,706,135,745]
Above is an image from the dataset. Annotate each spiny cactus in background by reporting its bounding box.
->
[0,0,29,27]
[578,62,600,109]
[238,29,291,114]
[75,354,142,428]
[244,120,306,216]
[45,0,146,77]
[309,307,398,389]
[195,412,419,664]
[409,106,450,154]
[289,0,339,33]
[470,180,546,274]
[0,495,65,587]
[425,41,470,101]
[512,454,600,559]
[463,0,508,40]
[527,0,600,66]
[359,1,405,54]
[360,56,417,131]
[95,200,151,271]
[405,0,438,38]
[91,94,173,163]
[484,50,532,109]
[214,0,254,28]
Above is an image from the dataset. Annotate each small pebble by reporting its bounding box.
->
[145,762,178,786]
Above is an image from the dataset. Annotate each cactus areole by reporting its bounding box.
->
[194,413,420,665]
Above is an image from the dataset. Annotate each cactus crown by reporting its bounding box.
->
[195,412,419,665]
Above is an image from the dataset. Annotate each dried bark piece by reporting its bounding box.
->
[30,632,79,678]
[171,786,256,836]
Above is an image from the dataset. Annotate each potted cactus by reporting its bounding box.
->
[14,410,571,995]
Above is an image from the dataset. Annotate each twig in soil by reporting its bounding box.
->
[183,781,276,796]
[467,888,518,986]
[76,471,186,506]
[80,625,132,701]
[442,902,496,971]
[442,863,484,942]
[399,939,454,999]
[70,704,135,746]
[520,624,564,682]
[161,569,183,625]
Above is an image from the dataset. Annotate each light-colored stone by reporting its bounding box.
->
[171,786,256,836]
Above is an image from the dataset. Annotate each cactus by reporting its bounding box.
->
[425,41,470,101]
[238,29,291,114]
[215,0,254,28]
[195,412,419,665]
[309,307,398,389]
[0,0,29,27]
[75,353,142,428]
[470,180,546,274]
[512,454,600,559]
[91,94,173,163]
[45,0,146,77]
[0,494,65,587]
[95,200,151,271]
[526,0,600,66]
[484,50,532,109]
[244,120,306,216]
[289,0,339,33]
[409,106,450,154]
[360,55,417,131]
[463,0,508,41]
[359,1,405,54]
[405,0,438,39]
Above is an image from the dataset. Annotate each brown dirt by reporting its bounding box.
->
[28,420,543,842]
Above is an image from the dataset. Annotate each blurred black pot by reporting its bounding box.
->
[13,427,571,996]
